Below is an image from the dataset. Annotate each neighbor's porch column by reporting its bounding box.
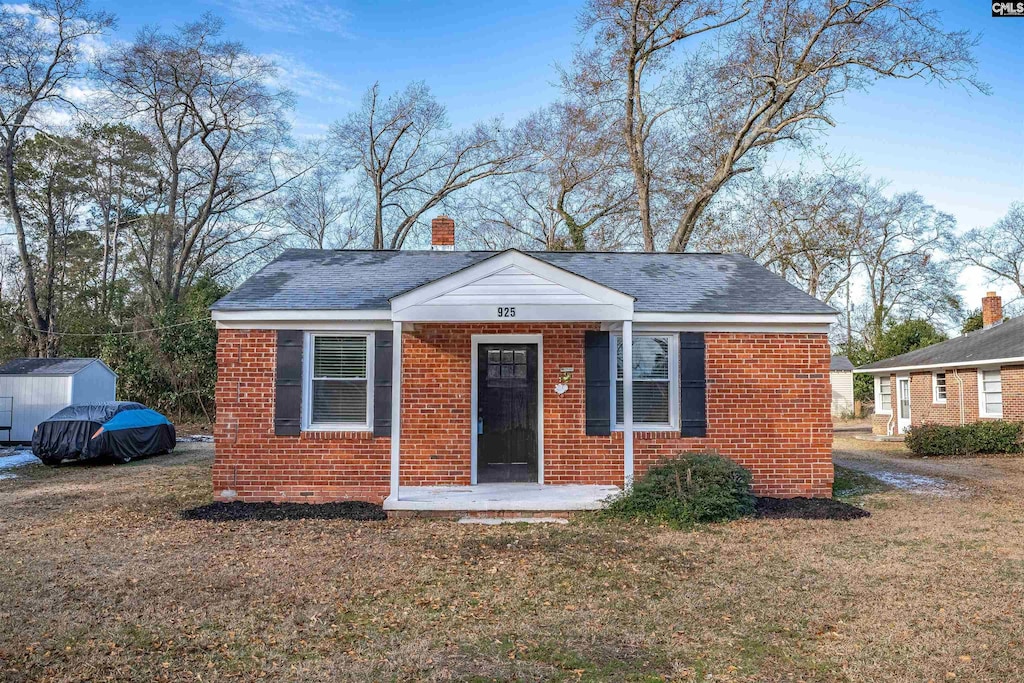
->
[389,321,403,500]
[622,319,634,487]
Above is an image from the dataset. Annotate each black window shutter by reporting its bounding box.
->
[373,331,393,437]
[679,332,707,437]
[274,330,303,436]
[585,330,611,436]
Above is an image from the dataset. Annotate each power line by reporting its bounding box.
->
[2,317,209,337]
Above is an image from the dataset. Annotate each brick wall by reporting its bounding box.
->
[214,324,834,502]
[214,330,391,503]
[870,366,1024,435]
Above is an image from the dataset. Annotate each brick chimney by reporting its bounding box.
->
[431,215,455,251]
[982,291,1003,328]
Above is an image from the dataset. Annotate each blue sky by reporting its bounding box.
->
[94,0,1023,308]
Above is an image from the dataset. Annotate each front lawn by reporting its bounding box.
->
[2,442,1023,682]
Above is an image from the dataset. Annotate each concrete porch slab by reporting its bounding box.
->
[383,483,621,512]
[458,517,569,525]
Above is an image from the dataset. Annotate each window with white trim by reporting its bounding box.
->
[612,334,677,429]
[304,333,373,430]
[932,372,947,404]
[979,368,1002,418]
[877,376,892,413]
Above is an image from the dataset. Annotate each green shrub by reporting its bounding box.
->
[904,421,1024,456]
[600,453,755,527]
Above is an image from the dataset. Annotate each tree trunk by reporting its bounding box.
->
[3,143,48,354]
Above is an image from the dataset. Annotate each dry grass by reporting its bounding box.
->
[2,443,1024,682]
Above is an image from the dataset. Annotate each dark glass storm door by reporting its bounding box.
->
[477,344,539,483]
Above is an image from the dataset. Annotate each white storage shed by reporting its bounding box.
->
[830,355,855,417]
[0,358,117,443]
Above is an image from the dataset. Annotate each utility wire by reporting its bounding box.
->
[2,317,209,337]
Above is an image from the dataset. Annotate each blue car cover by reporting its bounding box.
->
[32,402,176,465]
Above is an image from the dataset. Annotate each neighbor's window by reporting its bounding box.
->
[933,372,947,404]
[877,377,892,413]
[979,368,1002,418]
[613,335,676,429]
[306,334,372,429]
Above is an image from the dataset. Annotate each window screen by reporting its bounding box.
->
[310,336,368,425]
[615,335,672,426]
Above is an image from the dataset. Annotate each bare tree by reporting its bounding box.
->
[703,167,866,302]
[665,0,985,252]
[464,102,635,251]
[281,162,360,249]
[856,186,961,349]
[570,0,748,251]
[0,0,113,354]
[332,82,528,250]
[97,16,297,308]
[951,203,1024,300]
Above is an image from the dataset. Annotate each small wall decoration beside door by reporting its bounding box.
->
[554,366,573,395]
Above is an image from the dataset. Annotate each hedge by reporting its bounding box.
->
[904,421,1024,456]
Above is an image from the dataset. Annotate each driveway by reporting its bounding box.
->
[833,432,1024,498]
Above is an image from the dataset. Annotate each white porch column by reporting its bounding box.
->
[389,321,403,500]
[622,319,634,487]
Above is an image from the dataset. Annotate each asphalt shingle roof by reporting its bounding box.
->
[0,358,99,376]
[858,316,1024,371]
[830,356,854,372]
[212,250,836,315]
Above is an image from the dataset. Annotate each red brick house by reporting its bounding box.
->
[859,293,1023,436]
[210,217,838,512]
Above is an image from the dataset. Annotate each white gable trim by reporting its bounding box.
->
[390,250,635,322]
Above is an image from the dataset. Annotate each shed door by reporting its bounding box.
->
[477,344,538,483]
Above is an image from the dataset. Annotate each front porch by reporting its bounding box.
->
[383,483,621,512]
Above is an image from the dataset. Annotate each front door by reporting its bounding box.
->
[896,376,912,433]
[477,344,538,483]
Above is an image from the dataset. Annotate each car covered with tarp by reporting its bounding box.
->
[32,401,175,466]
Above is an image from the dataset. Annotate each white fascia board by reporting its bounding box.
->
[212,309,391,321]
[631,322,832,333]
[212,309,391,330]
[856,357,1024,374]
[633,312,837,324]
[621,312,835,333]
[390,249,635,314]
[216,321,394,331]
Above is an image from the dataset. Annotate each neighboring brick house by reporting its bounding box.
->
[210,217,838,512]
[859,292,1024,436]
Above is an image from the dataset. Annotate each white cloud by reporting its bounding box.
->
[214,0,351,36]
[265,53,350,106]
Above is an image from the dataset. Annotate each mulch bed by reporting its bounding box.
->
[755,497,870,521]
[180,501,387,522]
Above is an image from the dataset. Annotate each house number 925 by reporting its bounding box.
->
[497,306,516,318]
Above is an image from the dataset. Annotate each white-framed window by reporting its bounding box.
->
[978,368,1002,418]
[932,371,947,404]
[876,376,892,414]
[611,334,678,430]
[302,332,374,431]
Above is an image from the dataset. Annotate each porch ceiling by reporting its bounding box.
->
[382,483,621,512]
